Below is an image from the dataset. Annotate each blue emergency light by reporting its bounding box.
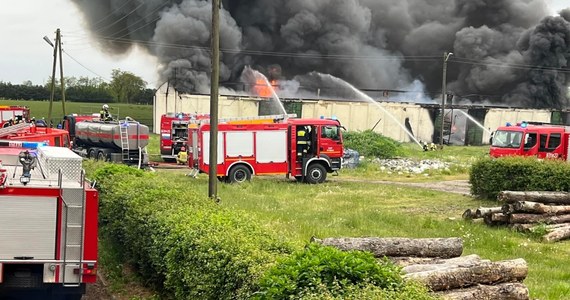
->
[0,140,47,149]
[520,121,528,128]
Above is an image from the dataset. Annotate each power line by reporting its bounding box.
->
[62,49,110,81]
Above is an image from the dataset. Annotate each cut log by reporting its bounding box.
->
[402,255,487,274]
[508,213,570,224]
[436,282,529,300]
[484,213,508,226]
[502,204,514,215]
[404,258,528,292]
[543,225,570,242]
[509,223,535,232]
[475,207,503,218]
[509,223,570,233]
[462,209,474,220]
[315,237,463,258]
[498,191,570,205]
[512,201,570,215]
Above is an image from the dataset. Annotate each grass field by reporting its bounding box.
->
[0,100,153,130]
[154,168,570,300]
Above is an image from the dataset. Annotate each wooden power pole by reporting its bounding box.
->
[46,28,66,126]
[208,0,220,200]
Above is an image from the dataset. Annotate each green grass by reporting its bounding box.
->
[174,174,568,299]
[0,100,153,130]
[138,170,570,299]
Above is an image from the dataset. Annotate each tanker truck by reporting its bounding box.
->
[63,115,149,167]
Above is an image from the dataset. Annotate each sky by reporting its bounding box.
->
[0,0,568,89]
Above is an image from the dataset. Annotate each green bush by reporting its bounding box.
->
[343,130,404,158]
[254,244,418,300]
[470,156,570,199]
[90,165,293,299]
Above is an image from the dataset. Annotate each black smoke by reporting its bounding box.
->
[70,0,570,108]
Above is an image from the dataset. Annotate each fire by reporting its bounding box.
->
[254,79,278,98]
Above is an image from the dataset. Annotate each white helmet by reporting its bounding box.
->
[102,104,109,110]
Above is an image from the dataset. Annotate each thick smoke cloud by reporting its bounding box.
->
[70,0,570,108]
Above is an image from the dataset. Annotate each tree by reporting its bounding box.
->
[108,69,147,104]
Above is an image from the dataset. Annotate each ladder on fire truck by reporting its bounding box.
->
[120,121,130,163]
[0,121,29,138]
[59,169,87,287]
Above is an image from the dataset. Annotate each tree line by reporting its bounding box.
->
[0,69,155,104]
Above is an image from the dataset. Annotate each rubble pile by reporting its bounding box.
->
[374,158,452,174]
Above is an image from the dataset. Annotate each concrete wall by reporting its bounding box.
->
[301,100,433,144]
[154,86,556,145]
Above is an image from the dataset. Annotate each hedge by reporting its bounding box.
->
[470,156,570,199]
[343,130,404,158]
[89,164,434,299]
[90,164,293,299]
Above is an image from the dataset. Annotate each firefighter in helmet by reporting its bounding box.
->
[100,104,112,121]
[177,146,188,165]
[296,126,311,158]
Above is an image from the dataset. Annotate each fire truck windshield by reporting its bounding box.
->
[492,130,523,148]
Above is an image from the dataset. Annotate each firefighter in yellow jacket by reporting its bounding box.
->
[177,146,188,165]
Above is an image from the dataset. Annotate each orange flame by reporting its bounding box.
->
[254,79,278,98]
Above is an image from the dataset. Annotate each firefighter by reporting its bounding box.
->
[100,104,112,121]
[296,126,310,157]
[177,146,188,165]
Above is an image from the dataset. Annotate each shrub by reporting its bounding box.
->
[89,165,293,299]
[254,244,410,299]
[343,130,404,158]
[470,156,570,199]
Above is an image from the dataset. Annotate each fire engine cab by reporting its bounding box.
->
[188,116,344,184]
[160,112,209,161]
[0,143,98,299]
[490,122,570,160]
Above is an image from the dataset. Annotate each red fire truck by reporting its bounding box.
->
[0,106,30,127]
[0,121,71,148]
[188,117,344,183]
[489,122,570,160]
[160,112,209,161]
[0,143,98,299]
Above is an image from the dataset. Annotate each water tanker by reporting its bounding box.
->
[63,115,149,166]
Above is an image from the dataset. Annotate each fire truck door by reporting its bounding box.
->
[523,132,538,155]
[318,125,342,157]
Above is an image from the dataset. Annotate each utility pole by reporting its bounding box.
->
[45,29,66,125]
[208,0,220,200]
[440,52,453,147]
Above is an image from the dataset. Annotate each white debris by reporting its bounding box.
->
[373,158,452,174]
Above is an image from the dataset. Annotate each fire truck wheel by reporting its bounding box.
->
[305,164,327,184]
[228,165,251,183]
[88,149,97,159]
[97,151,108,161]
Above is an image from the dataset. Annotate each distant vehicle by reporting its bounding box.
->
[490,122,570,160]
[0,105,30,127]
[160,112,209,162]
[63,114,150,167]
[188,116,344,184]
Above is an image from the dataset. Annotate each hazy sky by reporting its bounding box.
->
[0,0,567,88]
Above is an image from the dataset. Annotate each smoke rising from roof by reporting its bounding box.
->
[70,0,570,108]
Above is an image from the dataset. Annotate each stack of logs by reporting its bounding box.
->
[463,191,570,242]
[314,237,529,300]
